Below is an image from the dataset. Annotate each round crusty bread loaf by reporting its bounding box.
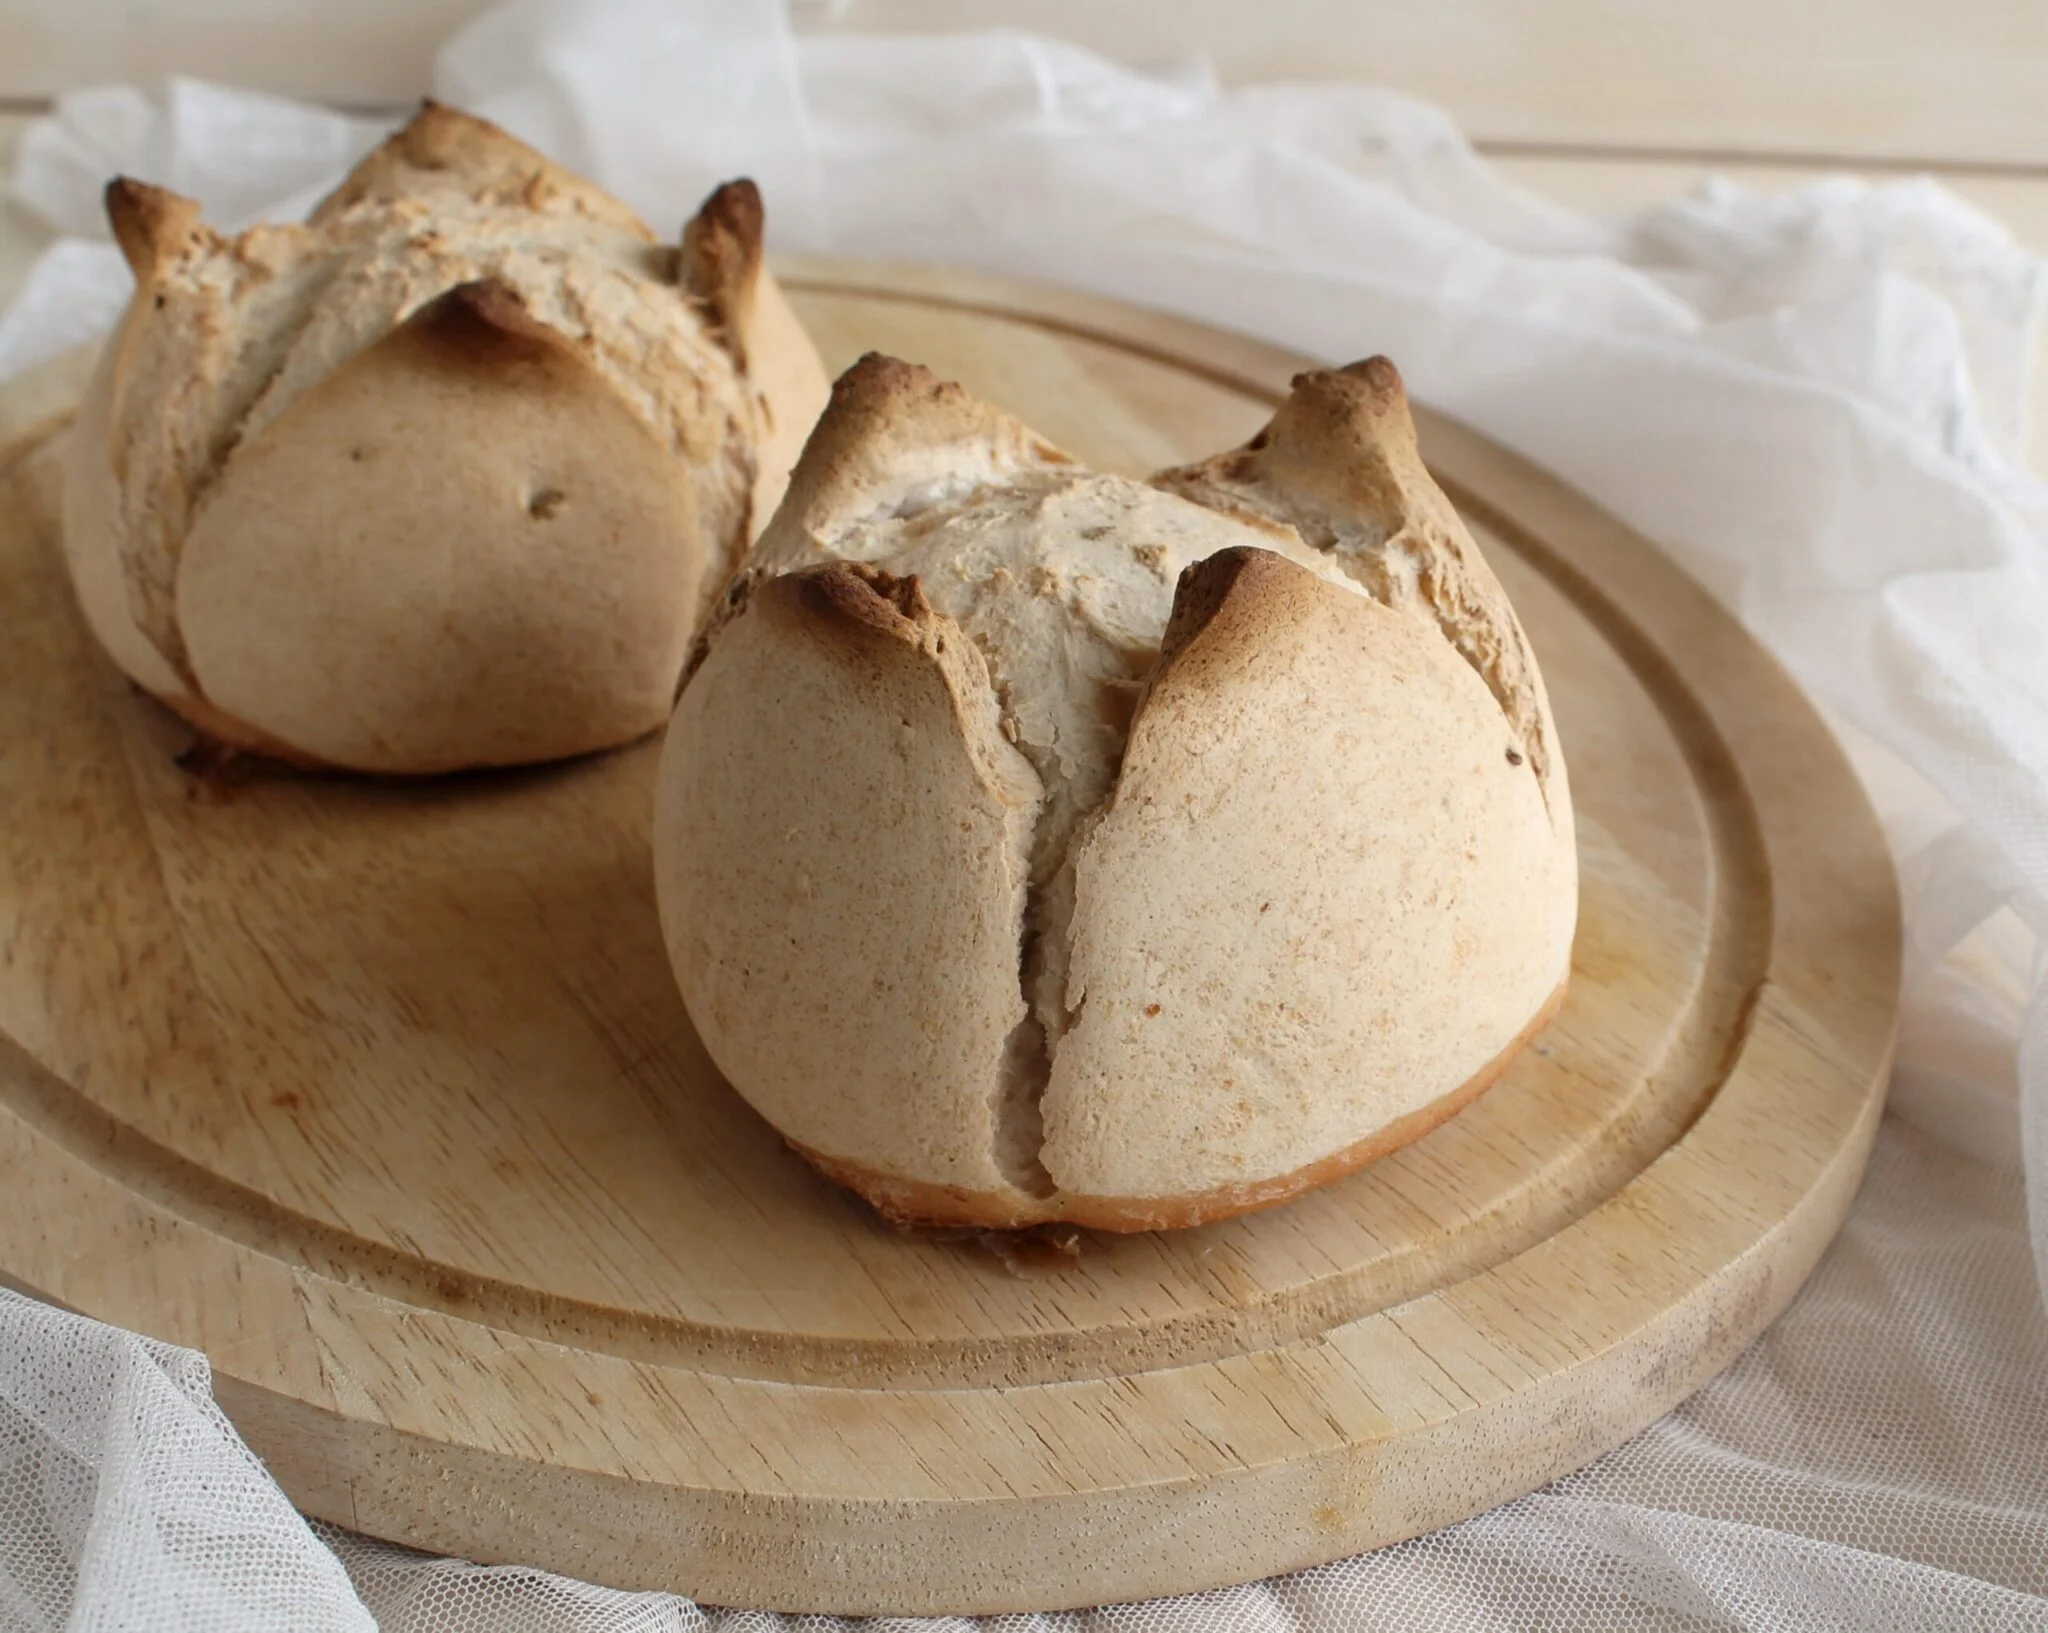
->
[62,102,831,773]
[654,353,1577,1231]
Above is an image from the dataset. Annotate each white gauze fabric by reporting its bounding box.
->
[2,1,2046,1627]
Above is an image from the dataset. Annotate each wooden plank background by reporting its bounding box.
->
[2,0,2045,167]
[1,4,2044,468]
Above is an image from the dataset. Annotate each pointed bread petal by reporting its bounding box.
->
[1042,546,1575,1223]
[1155,357,1564,806]
[658,561,1053,1224]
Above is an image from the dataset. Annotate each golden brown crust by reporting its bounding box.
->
[680,179,765,369]
[661,355,914,690]
[1149,545,1307,689]
[170,254,702,772]
[661,538,1046,1208]
[1153,355,1561,802]
[794,560,930,640]
[391,100,525,173]
[789,1146,1053,1232]
[668,354,1575,1230]
[750,561,1039,814]
[311,101,653,238]
[1288,355,1409,437]
[802,353,1014,473]
[752,353,1071,559]
[794,977,1569,1234]
[104,178,207,278]
[424,277,557,353]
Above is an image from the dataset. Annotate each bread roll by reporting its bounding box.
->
[63,103,831,773]
[655,354,1576,1231]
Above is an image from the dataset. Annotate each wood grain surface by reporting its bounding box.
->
[0,263,1900,1614]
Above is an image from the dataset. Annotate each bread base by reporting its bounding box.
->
[149,685,333,771]
[792,975,1570,1234]
[142,680,661,777]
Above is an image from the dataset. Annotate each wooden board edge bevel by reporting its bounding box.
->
[208,1054,1888,1615]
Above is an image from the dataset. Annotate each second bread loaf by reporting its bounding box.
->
[63,103,831,773]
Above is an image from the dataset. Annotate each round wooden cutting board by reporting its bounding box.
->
[0,262,1898,1615]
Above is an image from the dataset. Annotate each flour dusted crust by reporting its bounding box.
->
[63,102,831,773]
[655,354,1578,1231]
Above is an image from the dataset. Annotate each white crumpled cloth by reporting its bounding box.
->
[4,1,2048,1627]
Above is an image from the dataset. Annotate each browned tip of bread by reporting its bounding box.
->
[438,276,548,340]
[1309,354,1406,404]
[685,179,765,265]
[385,278,576,381]
[832,350,952,415]
[829,351,1068,459]
[819,350,1003,440]
[316,101,528,216]
[680,179,766,365]
[1155,545,1290,669]
[1272,356,1421,454]
[104,178,206,277]
[311,99,652,236]
[1139,548,1336,735]
[765,353,1069,541]
[393,99,536,172]
[1154,357,1560,803]
[793,559,933,639]
[713,562,944,680]
[685,557,938,690]
[1163,354,1420,504]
